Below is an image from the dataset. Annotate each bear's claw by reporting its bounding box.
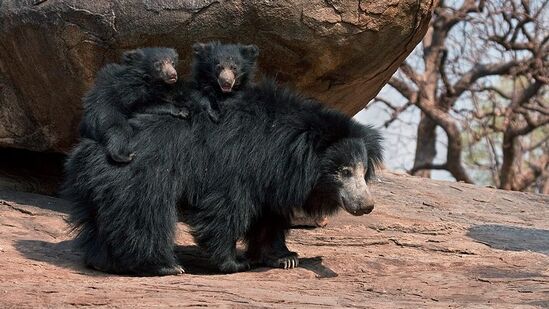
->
[263,252,299,269]
[156,264,185,276]
[279,255,299,269]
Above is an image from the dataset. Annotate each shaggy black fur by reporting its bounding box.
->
[190,41,259,121]
[63,78,383,276]
[80,47,190,164]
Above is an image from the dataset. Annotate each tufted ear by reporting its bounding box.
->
[192,42,212,58]
[121,49,145,65]
[360,125,384,181]
[163,48,179,65]
[240,44,259,61]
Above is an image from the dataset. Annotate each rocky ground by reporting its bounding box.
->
[0,172,547,308]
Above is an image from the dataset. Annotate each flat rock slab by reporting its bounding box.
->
[0,172,547,308]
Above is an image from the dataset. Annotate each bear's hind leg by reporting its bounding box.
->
[93,188,181,276]
[131,261,185,277]
[217,245,251,273]
[194,226,250,273]
[190,232,250,273]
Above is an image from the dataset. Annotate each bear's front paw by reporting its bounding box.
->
[109,151,135,163]
[138,264,185,276]
[266,252,299,269]
[154,264,185,276]
[176,107,190,119]
[108,144,135,163]
[280,255,299,269]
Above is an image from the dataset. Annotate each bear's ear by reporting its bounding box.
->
[192,43,212,58]
[122,49,145,65]
[240,44,259,61]
[168,48,179,64]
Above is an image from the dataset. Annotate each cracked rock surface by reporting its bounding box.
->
[0,172,547,307]
[0,0,434,152]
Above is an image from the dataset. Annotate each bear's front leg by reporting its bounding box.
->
[104,124,135,163]
[246,216,299,269]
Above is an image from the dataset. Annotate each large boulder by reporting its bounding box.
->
[0,0,434,153]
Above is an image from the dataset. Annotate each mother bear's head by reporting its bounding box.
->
[304,125,383,217]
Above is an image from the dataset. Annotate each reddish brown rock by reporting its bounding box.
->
[1,172,547,307]
[0,0,434,153]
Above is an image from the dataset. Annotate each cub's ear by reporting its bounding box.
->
[168,48,179,64]
[240,44,259,61]
[121,49,145,65]
[192,42,212,58]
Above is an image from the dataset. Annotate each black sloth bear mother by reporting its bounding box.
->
[63,45,383,276]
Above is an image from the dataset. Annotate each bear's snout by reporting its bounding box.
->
[340,171,375,216]
[218,68,235,92]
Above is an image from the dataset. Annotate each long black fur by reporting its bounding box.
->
[63,78,383,275]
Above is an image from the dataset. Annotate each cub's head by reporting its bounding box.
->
[304,126,383,217]
[191,41,259,94]
[122,47,179,85]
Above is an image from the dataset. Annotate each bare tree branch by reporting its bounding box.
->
[400,61,422,85]
[387,77,418,102]
[409,163,447,175]
[439,49,454,95]
[525,135,549,152]
[473,86,511,99]
[449,61,519,101]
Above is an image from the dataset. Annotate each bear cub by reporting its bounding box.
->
[190,41,259,121]
[80,47,190,163]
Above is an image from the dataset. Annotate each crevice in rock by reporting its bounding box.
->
[0,200,34,215]
[0,147,65,196]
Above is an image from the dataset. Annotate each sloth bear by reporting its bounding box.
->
[63,76,383,276]
[80,47,191,164]
[189,41,259,121]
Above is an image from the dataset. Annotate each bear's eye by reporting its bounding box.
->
[341,168,353,178]
[154,61,162,69]
[215,64,223,72]
[229,64,237,71]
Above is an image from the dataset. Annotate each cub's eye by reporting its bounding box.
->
[154,61,162,69]
[215,64,222,71]
[341,168,353,178]
[230,64,237,71]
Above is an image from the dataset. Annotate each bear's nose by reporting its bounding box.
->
[359,203,374,215]
[218,68,235,92]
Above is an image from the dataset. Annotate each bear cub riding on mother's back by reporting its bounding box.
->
[189,41,259,121]
[80,47,192,164]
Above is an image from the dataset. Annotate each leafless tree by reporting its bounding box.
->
[372,0,548,193]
